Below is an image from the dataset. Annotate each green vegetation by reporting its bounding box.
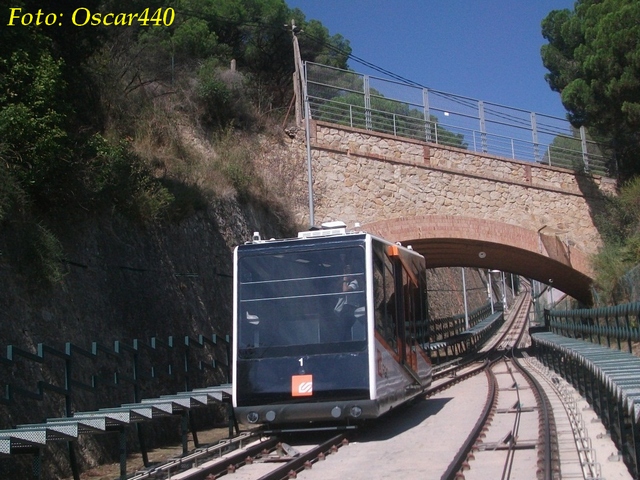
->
[0,0,350,283]
[541,0,640,303]
[1,0,636,304]
[543,126,608,175]
[592,176,640,304]
[541,0,640,180]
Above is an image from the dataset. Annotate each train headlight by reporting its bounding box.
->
[350,406,363,418]
[246,411,259,424]
[331,406,342,418]
[265,410,276,422]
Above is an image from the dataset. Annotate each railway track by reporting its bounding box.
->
[126,431,349,480]
[101,288,630,480]
[437,288,559,480]
[427,287,532,397]
[439,287,629,480]
[441,356,554,480]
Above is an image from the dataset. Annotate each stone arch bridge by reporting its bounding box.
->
[293,121,617,304]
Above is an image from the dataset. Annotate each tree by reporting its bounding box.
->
[591,176,640,303]
[543,126,608,175]
[138,0,351,112]
[294,14,351,69]
[541,0,640,180]
[0,0,75,209]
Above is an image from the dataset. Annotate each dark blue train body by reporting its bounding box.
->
[232,225,432,425]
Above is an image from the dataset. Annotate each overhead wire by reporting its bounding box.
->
[171,9,507,119]
[173,8,569,129]
[301,28,575,132]
[300,30,488,118]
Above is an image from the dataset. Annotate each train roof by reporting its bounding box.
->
[237,221,421,257]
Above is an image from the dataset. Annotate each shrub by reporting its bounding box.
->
[0,164,26,223]
[592,175,640,304]
[196,60,254,129]
[212,129,261,201]
[84,134,174,223]
[0,50,72,208]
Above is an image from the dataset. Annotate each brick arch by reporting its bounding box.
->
[363,215,594,304]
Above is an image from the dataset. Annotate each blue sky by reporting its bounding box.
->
[286,1,576,120]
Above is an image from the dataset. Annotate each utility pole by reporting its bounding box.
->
[289,19,315,226]
[487,270,494,314]
[462,268,469,330]
[290,20,303,126]
[501,271,507,310]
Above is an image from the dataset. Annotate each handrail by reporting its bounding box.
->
[544,302,640,353]
[305,62,611,177]
[429,302,496,342]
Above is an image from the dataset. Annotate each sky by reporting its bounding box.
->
[285,1,576,120]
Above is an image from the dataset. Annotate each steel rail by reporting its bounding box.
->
[439,286,555,480]
[501,294,531,480]
[500,358,523,480]
[509,288,555,480]
[440,366,499,480]
[135,435,280,480]
[256,433,347,480]
[512,356,554,480]
[430,289,529,390]
[511,352,555,479]
[127,431,260,479]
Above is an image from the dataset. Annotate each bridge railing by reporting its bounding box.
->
[305,62,610,177]
[544,302,640,353]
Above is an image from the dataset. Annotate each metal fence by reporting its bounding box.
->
[304,62,611,177]
[545,302,640,354]
[429,302,496,342]
[0,334,231,479]
[1,334,230,416]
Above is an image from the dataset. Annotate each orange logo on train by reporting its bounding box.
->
[291,374,313,397]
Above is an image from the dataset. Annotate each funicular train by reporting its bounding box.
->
[232,222,432,426]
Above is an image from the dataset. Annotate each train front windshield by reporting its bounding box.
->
[236,242,367,358]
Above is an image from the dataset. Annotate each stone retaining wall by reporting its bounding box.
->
[305,122,614,255]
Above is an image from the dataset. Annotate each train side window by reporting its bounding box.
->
[405,270,423,350]
[416,273,429,347]
[373,247,398,353]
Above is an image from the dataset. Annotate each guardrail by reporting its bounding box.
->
[544,302,640,353]
[305,62,611,176]
[429,302,499,343]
